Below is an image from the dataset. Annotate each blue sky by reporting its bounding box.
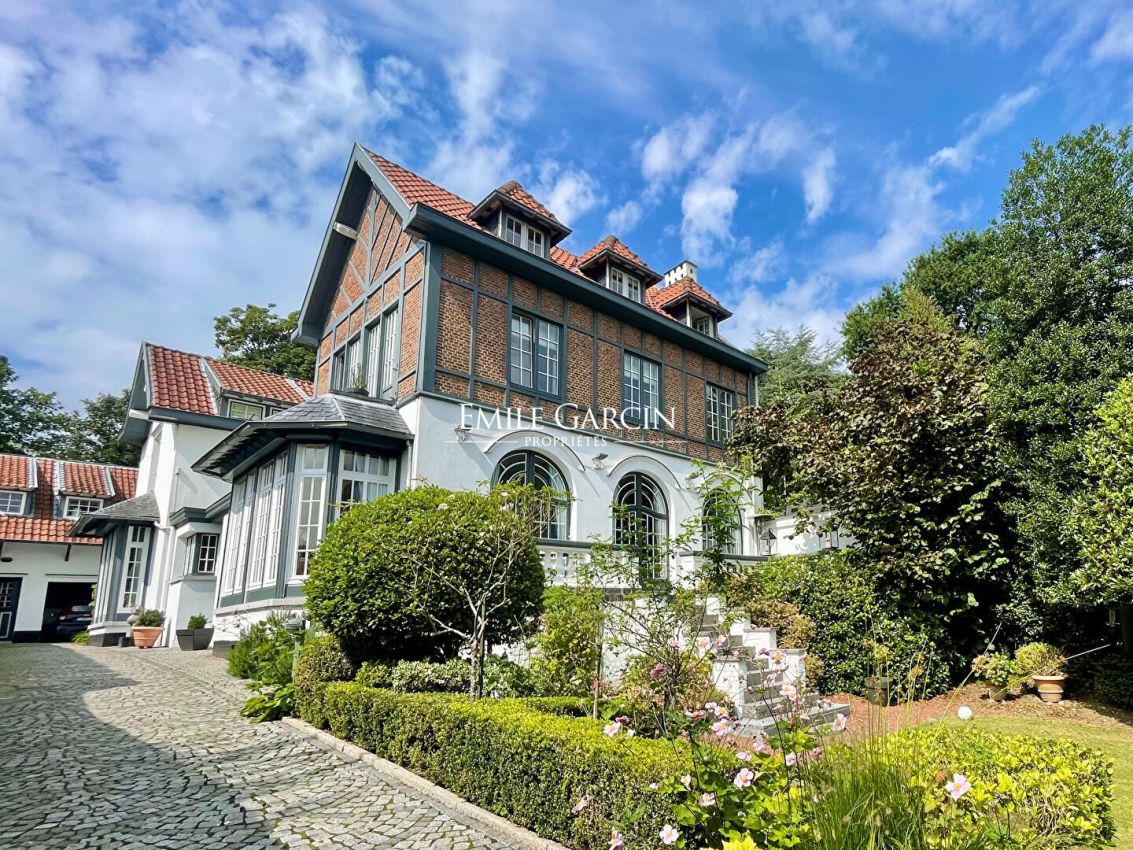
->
[3,1,1133,405]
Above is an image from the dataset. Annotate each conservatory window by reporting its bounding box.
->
[335,450,395,518]
[119,525,150,611]
[292,445,328,580]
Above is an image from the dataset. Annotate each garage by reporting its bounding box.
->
[40,581,96,642]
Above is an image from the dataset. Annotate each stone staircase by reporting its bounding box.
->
[700,602,850,735]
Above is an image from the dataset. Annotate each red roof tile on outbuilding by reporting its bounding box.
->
[0,454,34,490]
[148,344,216,415]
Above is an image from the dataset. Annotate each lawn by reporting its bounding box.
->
[963,715,1132,849]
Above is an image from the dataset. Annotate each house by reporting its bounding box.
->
[0,453,136,642]
[183,145,771,644]
[72,343,312,647]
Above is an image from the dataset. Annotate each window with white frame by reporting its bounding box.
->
[184,533,219,575]
[263,455,287,586]
[63,496,104,518]
[380,306,400,399]
[502,215,545,257]
[221,477,250,594]
[345,337,362,389]
[693,315,716,337]
[622,353,660,425]
[293,445,328,579]
[119,525,150,610]
[510,313,560,395]
[609,267,642,303]
[227,400,266,421]
[365,319,381,396]
[706,383,736,444]
[0,490,26,515]
[493,451,570,540]
[331,348,347,391]
[246,463,275,588]
[335,450,395,518]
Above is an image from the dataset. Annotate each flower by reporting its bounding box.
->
[713,703,729,718]
[957,706,973,721]
[650,662,667,680]
[757,646,770,656]
[603,722,622,737]
[696,635,711,651]
[771,650,785,665]
[736,750,752,762]
[680,773,692,788]
[809,747,824,759]
[780,683,798,701]
[660,824,680,845]
[687,709,706,721]
[700,792,716,807]
[572,796,589,814]
[616,715,630,726]
[734,768,754,788]
[785,752,798,767]
[946,774,971,800]
[625,729,635,738]
[609,829,625,850]
[649,782,659,790]
[711,718,730,736]
[704,701,718,711]
[714,634,728,647]
[832,713,848,733]
[752,734,772,754]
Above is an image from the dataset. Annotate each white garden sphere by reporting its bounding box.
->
[957,706,973,721]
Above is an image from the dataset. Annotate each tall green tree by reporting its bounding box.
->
[61,390,139,466]
[747,327,842,409]
[0,355,66,456]
[214,303,316,381]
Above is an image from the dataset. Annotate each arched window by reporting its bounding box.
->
[493,450,571,540]
[702,489,742,555]
[613,472,668,557]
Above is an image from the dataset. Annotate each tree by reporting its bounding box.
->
[1070,377,1133,655]
[213,303,316,381]
[747,327,842,409]
[61,390,139,466]
[0,355,66,456]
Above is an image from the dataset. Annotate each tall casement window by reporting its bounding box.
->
[510,313,561,396]
[493,450,570,540]
[613,472,668,573]
[222,477,250,594]
[184,533,220,575]
[262,456,287,586]
[381,306,400,399]
[335,450,395,519]
[702,489,742,555]
[622,353,661,425]
[705,383,736,444]
[331,348,347,391]
[119,525,150,610]
[345,337,362,389]
[0,490,25,514]
[503,215,545,257]
[609,267,642,303]
[293,445,329,580]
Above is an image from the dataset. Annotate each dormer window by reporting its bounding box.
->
[63,496,104,518]
[694,315,716,337]
[228,400,266,421]
[503,215,545,258]
[0,490,26,515]
[609,267,643,304]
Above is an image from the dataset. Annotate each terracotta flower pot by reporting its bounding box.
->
[132,626,163,649]
[1033,674,1066,703]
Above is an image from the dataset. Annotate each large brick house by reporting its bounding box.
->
[186,145,776,641]
[0,454,136,641]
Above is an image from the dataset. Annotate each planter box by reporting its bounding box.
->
[175,628,214,651]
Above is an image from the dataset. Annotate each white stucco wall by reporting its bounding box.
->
[0,541,100,635]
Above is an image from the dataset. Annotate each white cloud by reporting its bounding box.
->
[1090,8,1133,62]
[532,162,603,226]
[929,86,1041,172]
[802,147,836,222]
[728,273,847,350]
[641,112,715,186]
[606,200,644,234]
[729,240,787,284]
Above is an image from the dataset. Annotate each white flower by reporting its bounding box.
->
[700,792,716,807]
[785,752,798,767]
[680,773,692,788]
[711,718,730,737]
[696,635,711,651]
[946,774,971,800]
[713,704,729,718]
[957,706,973,721]
[572,796,589,814]
[660,824,680,845]
[832,713,848,733]
[625,729,635,738]
[733,767,754,788]
[780,682,798,701]
[714,634,728,647]
[603,721,622,737]
[608,829,625,850]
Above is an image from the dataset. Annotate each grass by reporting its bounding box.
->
[963,715,1133,849]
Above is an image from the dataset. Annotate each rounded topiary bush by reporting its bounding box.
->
[304,485,545,663]
[293,634,356,728]
[1092,655,1133,710]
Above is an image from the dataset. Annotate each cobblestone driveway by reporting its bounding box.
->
[0,644,523,850]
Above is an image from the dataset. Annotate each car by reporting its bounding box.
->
[54,604,93,635]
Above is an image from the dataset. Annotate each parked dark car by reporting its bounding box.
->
[54,604,93,635]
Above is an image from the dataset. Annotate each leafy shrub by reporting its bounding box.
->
[293,634,356,728]
[186,614,208,630]
[384,656,536,697]
[1092,654,1133,710]
[71,631,89,645]
[529,586,604,697]
[133,608,164,627]
[970,652,1019,692]
[241,682,295,723]
[1014,641,1065,685]
[904,726,1115,846]
[354,661,392,689]
[305,486,544,663]
[321,683,679,849]
[227,614,285,679]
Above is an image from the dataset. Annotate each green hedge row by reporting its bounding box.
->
[322,683,679,850]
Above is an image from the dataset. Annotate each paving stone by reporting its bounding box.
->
[0,645,523,850]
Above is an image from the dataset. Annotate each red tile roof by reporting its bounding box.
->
[365,149,735,325]
[145,343,312,417]
[646,277,733,319]
[0,456,138,545]
[576,235,659,279]
[0,454,34,490]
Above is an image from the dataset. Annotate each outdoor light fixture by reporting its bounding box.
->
[454,424,472,442]
[591,452,608,470]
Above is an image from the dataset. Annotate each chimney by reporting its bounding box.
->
[661,260,697,288]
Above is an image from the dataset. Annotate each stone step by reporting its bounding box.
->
[736,702,851,735]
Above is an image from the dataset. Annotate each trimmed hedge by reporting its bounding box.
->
[293,635,356,728]
[322,683,679,850]
[1092,655,1133,710]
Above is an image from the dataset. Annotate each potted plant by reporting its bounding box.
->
[176,613,214,651]
[971,652,1018,701]
[131,609,165,649]
[1015,642,1067,703]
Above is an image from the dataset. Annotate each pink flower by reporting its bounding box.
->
[660,824,680,845]
[695,635,711,651]
[650,662,667,680]
[734,768,754,788]
[572,796,589,814]
[680,773,692,788]
[711,718,731,737]
[714,634,728,647]
[704,701,718,711]
[752,734,772,754]
[603,722,622,737]
[809,747,824,759]
[763,674,776,687]
[609,829,625,850]
[946,774,971,800]
[757,646,770,656]
[736,750,752,762]
[832,713,848,733]
[785,752,798,767]
[780,683,798,701]
[615,715,630,726]
[713,704,729,718]
[700,792,716,807]
[771,650,785,665]
[688,709,706,721]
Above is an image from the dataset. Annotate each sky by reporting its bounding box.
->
[3,0,1133,406]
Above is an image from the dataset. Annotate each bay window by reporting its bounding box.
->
[292,445,329,580]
